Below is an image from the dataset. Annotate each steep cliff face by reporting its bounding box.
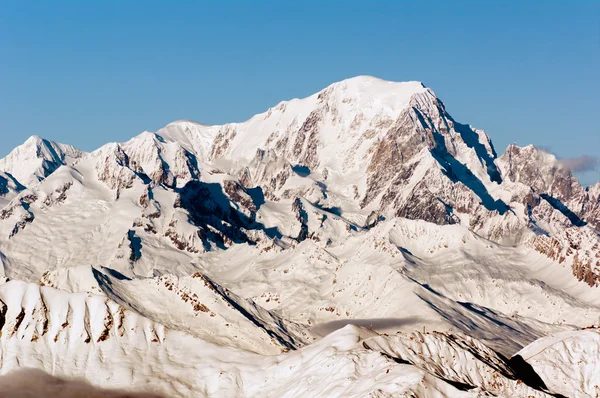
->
[585,183,600,227]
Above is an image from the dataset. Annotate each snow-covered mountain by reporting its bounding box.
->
[0,135,85,187]
[0,76,598,397]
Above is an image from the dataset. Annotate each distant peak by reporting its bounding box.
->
[511,144,559,158]
[327,76,428,94]
[506,143,541,154]
[309,75,433,115]
[502,143,562,171]
[335,75,425,88]
[18,135,62,155]
[24,135,44,145]
[166,119,211,128]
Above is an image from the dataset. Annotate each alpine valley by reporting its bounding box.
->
[0,76,598,397]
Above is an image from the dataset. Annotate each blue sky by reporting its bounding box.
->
[1,1,599,184]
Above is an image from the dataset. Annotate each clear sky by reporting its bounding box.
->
[1,1,599,184]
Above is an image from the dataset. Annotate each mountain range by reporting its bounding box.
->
[0,76,598,397]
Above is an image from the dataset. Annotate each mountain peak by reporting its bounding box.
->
[323,75,428,98]
[24,135,43,145]
[0,136,85,187]
[166,120,211,128]
[502,143,560,168]
[332,75,426,88]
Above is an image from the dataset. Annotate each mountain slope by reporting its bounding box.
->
[0,280,556,397]
[516,328,600,397]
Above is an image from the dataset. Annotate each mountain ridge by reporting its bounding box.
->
[1,76,598,285]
